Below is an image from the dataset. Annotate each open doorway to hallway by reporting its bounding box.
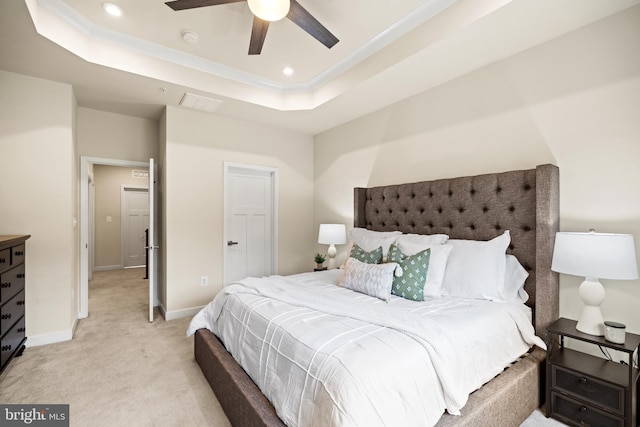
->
[80,156,159,322]
[91,165,149,272]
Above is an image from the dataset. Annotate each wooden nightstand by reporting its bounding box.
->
[545,317,640,427]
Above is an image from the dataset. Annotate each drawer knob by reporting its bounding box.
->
[0,258,5,263]
[1,282,10,288]
[17,327,25,333]
[580,377,587,384]
[1,314,11,320]
[579,406,588,413]
[17,300,25,306]
[14,251,24,256]
[17,273,25,279]
[1,344,11,351]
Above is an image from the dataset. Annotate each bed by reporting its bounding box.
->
[190,164,559,427]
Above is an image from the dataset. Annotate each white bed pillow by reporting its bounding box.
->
[395,240,453,297]
[394,232,449,247]
[338,257,399,301]
[441,231,511,301]
[503,254,529,303]
[350,228,402,260]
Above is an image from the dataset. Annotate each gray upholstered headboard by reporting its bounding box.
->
[354,164,559,336]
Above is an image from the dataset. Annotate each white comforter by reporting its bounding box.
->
[188,270,545,427]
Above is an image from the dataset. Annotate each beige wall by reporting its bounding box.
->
[2,5,637,346]
[162,106,314,316]
[0,70,77,342]
[93,165,149,270]
[77,107,159,162]
[315,7,640,334]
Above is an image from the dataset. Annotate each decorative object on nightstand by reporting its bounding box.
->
[314,253,326,271]
[545,317,640,427]
[318,224,346,270]
[551,230,638,336]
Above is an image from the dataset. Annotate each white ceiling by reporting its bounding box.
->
[1,0,638,134]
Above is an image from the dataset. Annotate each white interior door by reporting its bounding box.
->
[224,164,278,285]
[122,187,149,268]
[147,158,159,322]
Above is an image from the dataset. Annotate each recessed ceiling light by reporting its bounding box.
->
[282,67,294,76]
[102,3,123,17]
[182,31,199,44]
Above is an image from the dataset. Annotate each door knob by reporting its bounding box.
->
[227,241,239,246]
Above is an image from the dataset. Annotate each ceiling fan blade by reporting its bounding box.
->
[287,0,338,49]
[165,0,245,11]
[248,17,269,55]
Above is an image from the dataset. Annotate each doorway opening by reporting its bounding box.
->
[80,156,158,321]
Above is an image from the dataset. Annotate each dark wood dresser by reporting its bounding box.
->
[0,235,30,374]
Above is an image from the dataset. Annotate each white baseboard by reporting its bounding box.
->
[93,265,122,272]
[163,305,204,321]
[26,318,78,347]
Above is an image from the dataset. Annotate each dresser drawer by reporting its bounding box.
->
[551,392,624,427]
[0,290,25,337]
[0,248,10,274]
[11,244,25,266]
[0,263,25,305]
[552,364,624,414]
[0,315,25,368]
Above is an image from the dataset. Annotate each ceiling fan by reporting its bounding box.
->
[165,0,339,55]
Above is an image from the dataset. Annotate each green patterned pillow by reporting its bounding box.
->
[350,243,383,264]
[388,244,431,301]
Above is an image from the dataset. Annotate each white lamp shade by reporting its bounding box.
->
[551,231,638,280]
[318,224,346,245]
[247,0,290,21]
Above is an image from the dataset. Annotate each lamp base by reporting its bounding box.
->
[575,278,605,336]
[327,244,337,269]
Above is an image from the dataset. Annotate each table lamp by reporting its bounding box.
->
[318,224,346,269]
[551,230,638,336]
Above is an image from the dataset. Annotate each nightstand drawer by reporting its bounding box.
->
[551,392,623,427]
[552,364,624,414]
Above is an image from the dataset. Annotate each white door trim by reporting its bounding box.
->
[79,156,149,319]
[223,162,279,285]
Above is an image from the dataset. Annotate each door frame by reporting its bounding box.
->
[120,185,149,269]
[79,156,150,319]
[223,162,279,285]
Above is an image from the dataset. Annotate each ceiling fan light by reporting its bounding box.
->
[102,3,123,17]
[247,0,290,22]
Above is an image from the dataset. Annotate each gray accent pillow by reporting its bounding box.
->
[339,257,398,301]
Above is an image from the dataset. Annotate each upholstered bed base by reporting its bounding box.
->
[195,329,284,427]
[195,328,546,427]
[194,164,559,426]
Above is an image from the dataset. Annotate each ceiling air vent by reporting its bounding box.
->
[179,92,223,113]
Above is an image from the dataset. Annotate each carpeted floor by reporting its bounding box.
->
[0,268,230,427]
[0,268,565,426]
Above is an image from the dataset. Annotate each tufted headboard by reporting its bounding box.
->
[354,164,559,336]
